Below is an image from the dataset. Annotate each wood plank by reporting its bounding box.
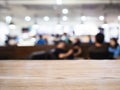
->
[0,60,120,90]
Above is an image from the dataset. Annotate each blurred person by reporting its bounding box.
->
[74,38,81,46]
[108,38,120,59]
[88,35,93,44]
[53,41,73,59]
[61,33,69,44]
[5,36,17,46]
[72,43,82,58]
[5,35,10,46]
[98,27,104,34]
[54,34,61,44]
[36,35,46,45]
[88,33,109,59]
[47,34,55,45]
[72,38,82,58]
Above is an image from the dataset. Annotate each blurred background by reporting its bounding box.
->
[0,0,120,46]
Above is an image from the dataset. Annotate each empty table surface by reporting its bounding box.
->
[0,60,120,90]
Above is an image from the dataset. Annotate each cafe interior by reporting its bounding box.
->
[0,0,120,90]
[0,0,120,59]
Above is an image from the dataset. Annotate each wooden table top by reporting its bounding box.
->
[0,60,120,90]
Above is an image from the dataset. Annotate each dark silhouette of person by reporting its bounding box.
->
[53,41,73,59]
[88,33,109,59]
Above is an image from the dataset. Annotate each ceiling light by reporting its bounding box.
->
[118,16,120,21]
[43,16,50,21]
[5,16,12,23]
[99,16,104,21]
[81,16,87,21]
[56,0,62,5]
[62,8,68,14]
[25,16,31,22]
[62,16,68,21]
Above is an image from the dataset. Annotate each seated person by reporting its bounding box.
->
[108,38,120,59]
[115,46,120,59]
[53,41,73,59]
[54,34,61,45]
[74,38,81,46]
[108,38,119,58]
[88,33,109,59]
[72,43,82,58]
[36,35,46,45]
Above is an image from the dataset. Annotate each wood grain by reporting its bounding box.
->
[0,60,120,90]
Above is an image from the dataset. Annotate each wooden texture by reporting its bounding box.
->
[0,45,55,59]
[0,60,120,90]
[0,43,92,59]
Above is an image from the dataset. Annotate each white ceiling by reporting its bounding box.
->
[0,0,120,5]
[0,1,120,14]
[0,0,120,23]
